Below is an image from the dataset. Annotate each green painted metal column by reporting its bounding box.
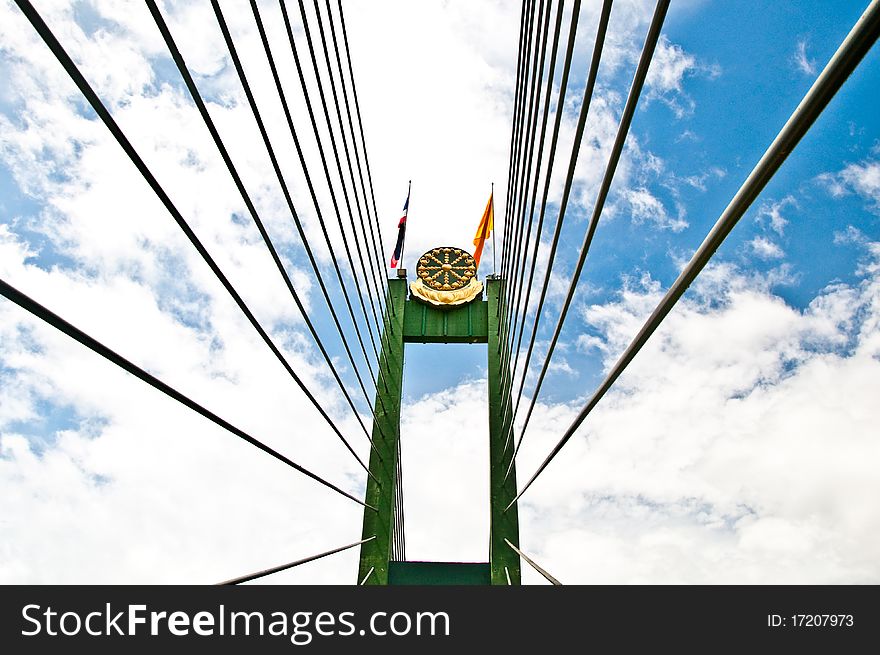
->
[358,277,407,585]
[487,277,521,585]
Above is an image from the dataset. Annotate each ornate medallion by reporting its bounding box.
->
[417,247,476,290]
[411,246,483,307]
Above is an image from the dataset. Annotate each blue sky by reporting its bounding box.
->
[0,0,878,583]
[403,0,880,407]
[549,0,878,394]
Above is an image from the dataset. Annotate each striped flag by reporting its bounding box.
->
[472,191,494,270]
[390,187,410,268]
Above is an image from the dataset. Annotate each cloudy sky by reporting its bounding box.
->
[1,0,878,584]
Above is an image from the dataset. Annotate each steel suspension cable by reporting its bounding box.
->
[509,0,880,509]
[218,535,376,585]
[218,0,389,439]
[0,277,371,509]
[391,451,401,561]
[495,0,572,450]
[295,0,387,355]
[501,0,539,292]
[498,1,539,426]
[503,0,544,303]
[499,0,536,295]
[505,539,562,585]
[499,0,553,408]
[505,0,552,335]
[243,0,393,421]
[396,438,406,561]
[391,446,401,561]
[504,0,559,353]
[278,0,390,395]
[310,0,390,342]
[276,7,381,374]
[509,0,665,471]
[504,0,566,348]
[501,2,548,365]
[497,1,527,284]
[148,0,377,455]
[498,0,551,458]
[320,0,389,323]
[14,0,370,477]
[334,0,395,318]
[501,0,608,463]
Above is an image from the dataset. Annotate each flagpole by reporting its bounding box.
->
[491,182,496,276]
[401,180,411,272]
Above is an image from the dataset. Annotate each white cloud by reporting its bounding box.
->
[399,379,489,561]
[648,36,697,93]
[756,195,796,236]
[0,0,411,583]
[680,166,725,192]
[833,225,867,246]
[513,245,880,583]
[644,35,719,119]
[749,236,784,260]
[625,187,688,231]
[662,166,726,200]
[547,358,577,377]
[820,159,880,212]
[793,38,817,75]
[0,0,876,587]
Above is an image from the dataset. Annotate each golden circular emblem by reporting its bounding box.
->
[416,246,476,291]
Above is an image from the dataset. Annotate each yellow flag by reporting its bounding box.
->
[472,192,493,270]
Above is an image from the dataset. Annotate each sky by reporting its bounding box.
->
[0,0,878,584]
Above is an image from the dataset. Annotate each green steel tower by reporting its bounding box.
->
[358,247,521,585]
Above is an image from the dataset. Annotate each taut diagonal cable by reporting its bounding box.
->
[498,0,554,425]
[509,0,880,508]
[13,0,370,478]
[310,0,389,340]
[148,0,378,459]
[278,0,395,399]
[499,0,536,310]
[334,0,395,317]
[502,0,609,463]
[496,0,581,456]
[249,0,394,416]
[218,536,376,585]
[502,0,546,338]
[295,0,387,355]
[319,0,389,326]
[0,278,371,509]
[509,0,664,475]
